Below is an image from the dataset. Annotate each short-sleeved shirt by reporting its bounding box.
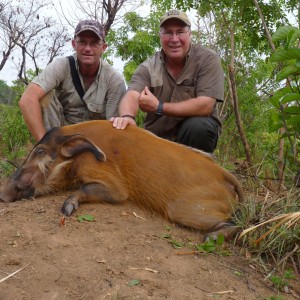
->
[128,43,224,140]
[32,54,126,124]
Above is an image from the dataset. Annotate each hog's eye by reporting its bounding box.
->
[35,148,46,156]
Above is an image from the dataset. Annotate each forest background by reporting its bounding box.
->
[0,0,299,294]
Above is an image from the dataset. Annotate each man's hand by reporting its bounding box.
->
[110,116,136,130]
[139,86,159,113]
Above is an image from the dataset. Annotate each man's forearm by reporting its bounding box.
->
[20,98,46,141]
[118,90,140,117]
[160,96,216,117]
[19,83,47,141]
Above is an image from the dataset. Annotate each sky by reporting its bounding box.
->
[0,1,200,85]
[0,0,130,85]
[0,42,125,87]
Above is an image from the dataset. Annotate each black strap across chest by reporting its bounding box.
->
[67,55,87,108]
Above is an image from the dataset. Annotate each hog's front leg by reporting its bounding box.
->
[61,182,128,216]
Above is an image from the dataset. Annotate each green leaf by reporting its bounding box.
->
[234,271,243,277]
[216,234,225,246]
[270,111,280,122]
[197,238,217,252]
[281,93,300,104]
[269,121,283,133]
[290,29,300,47]
[271,48,300,61]
[164,225,173,231]
[286,115,300,125]
[170,239,185,249]
[161,234,171,239]
[272,25,298,43]
[202,243,216,252]
[269,96,280,109]
[276,65,300,81]
[128,279,140,286]
[77,214,95,222]
[270,87,292,105]
[283,106,300,114]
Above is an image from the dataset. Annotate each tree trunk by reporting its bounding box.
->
[227,25,253,171]
[252,0,275,51]
[227,65,253,170]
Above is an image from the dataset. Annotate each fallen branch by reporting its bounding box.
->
[0,269,21,279]
[175,250,199,255]
[0,264,29,283]
[132,211,146,220]
[130,267,158,273]
[209,290,235,295]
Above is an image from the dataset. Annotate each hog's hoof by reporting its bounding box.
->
[204,223,241,242]
[61,203,75,216]
[61,198,79,216]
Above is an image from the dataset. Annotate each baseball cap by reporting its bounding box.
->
[160,9,191,27]
[74,20,105,40]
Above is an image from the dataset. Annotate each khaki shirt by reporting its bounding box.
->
[32,54,126,124]
[128,43,224,140]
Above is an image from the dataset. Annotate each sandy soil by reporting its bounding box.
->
[0,188,299,300]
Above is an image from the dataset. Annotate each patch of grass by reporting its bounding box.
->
[136,109,145,127]
[0,104,31,178]
[232,189,300,291]
[269,269,296,290]
[0,160,16,178]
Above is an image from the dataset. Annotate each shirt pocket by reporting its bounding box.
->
[87,102,106,120]
[87,101,105,113]
[175,85,197,100]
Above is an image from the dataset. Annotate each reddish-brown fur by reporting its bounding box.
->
[0,120,243,239]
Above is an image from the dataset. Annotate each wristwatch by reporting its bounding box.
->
[156,101,164,116]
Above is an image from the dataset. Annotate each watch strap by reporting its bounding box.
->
[156,101,164,116]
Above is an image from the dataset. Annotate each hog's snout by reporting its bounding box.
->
[0,180,35,203]
[0,190,16,203]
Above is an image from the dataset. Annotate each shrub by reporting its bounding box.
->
[0,104,31,177]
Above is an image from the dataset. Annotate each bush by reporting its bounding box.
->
[0,104,31,176]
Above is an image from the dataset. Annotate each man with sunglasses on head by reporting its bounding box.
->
[111,9,224,153]
[19,20,126,141]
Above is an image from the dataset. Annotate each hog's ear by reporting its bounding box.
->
[60,135,106,162]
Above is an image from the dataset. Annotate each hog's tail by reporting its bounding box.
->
[224,171,244,203]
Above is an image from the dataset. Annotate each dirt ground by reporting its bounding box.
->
[0,187,299,300]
